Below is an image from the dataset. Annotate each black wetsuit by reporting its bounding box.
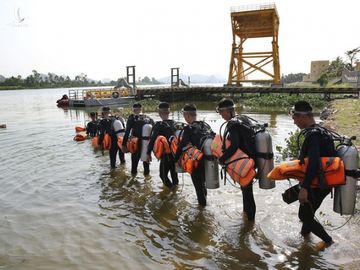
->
[123,114,154,175]
[86,120,99,138]
[98,117,125,168]
[298,124,336,243]
[219,118,256,221]
[147,120,179,188]
[174,121,212,206]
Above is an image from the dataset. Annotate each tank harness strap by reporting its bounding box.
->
[345,169,360,178]
[187,147,202,161]
[115,129,125,134]
[182,145,191,152]
[220,165,227,185]
[204,155,216,161]
[317,157,328,189]
[256,152,274,159]
[192,151,201,161]
[223,156,249,166]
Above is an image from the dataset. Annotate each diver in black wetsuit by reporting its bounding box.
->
[121,103,154,176]
[216,98,256,221]
[174,104,213,206]
[291,101,335,250]
[86,112,99,138]
[146,102,178,188]
[98,106,125,169]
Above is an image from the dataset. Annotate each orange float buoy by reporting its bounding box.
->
[74,131,87,141]
[75,125,86,132]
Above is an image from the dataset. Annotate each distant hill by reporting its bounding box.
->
[0,75,5,82]
[158,73,226,84]
[101,78,112,83]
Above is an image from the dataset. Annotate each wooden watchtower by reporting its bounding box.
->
[227,3,280,86]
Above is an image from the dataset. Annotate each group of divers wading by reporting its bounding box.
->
[75,98,359,251]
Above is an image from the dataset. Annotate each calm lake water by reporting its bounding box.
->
[0,88,359,270]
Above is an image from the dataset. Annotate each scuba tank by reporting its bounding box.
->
[255,123,275,189]
[114,117,125,138]
[202,137,220,189]
[333,136,359,215]
[140,123,153,161]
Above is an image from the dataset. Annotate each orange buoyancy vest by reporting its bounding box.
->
[180,146,204,174]
[91,136,100,149]
[170,137,204,174]
[211,134,256,187]
[170,136,178,156]
[91,134,111,150]
[102,134,111,150]
[117,136,139,154]
[153,135,171,160]
[75,125,86,132]
[267,157,345,187]
[74,131,87,141]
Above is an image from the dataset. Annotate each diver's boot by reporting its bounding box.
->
[315,240,334,251]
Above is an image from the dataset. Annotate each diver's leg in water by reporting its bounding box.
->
[109,138,118,169]
[191,162,207,206]
[159,157,173,188]
[131,151,140,175]
[241,182,256,221]
[298,188,332,243]
[168,155,179,186]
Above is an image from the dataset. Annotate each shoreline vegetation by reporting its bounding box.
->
[0,70,162,91]
[0,81,354,91]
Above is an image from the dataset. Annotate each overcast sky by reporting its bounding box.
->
[0,0,359,81]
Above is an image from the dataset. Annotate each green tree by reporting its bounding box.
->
[141,76,151,84]
[317,73,328,87]
[325,57,346,78]
[276,130,304,160]
[345,47,360,71]
[281,73,306,84]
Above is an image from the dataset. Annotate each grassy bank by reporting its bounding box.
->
[236,93,328,112]
[148,93,330,113]
[325,99,360,146]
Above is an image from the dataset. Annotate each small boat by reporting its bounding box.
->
[67,79,137,107]
[68,87,135,107]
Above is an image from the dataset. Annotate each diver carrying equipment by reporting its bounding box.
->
[296,125,358,215]
[220,115,274,189]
